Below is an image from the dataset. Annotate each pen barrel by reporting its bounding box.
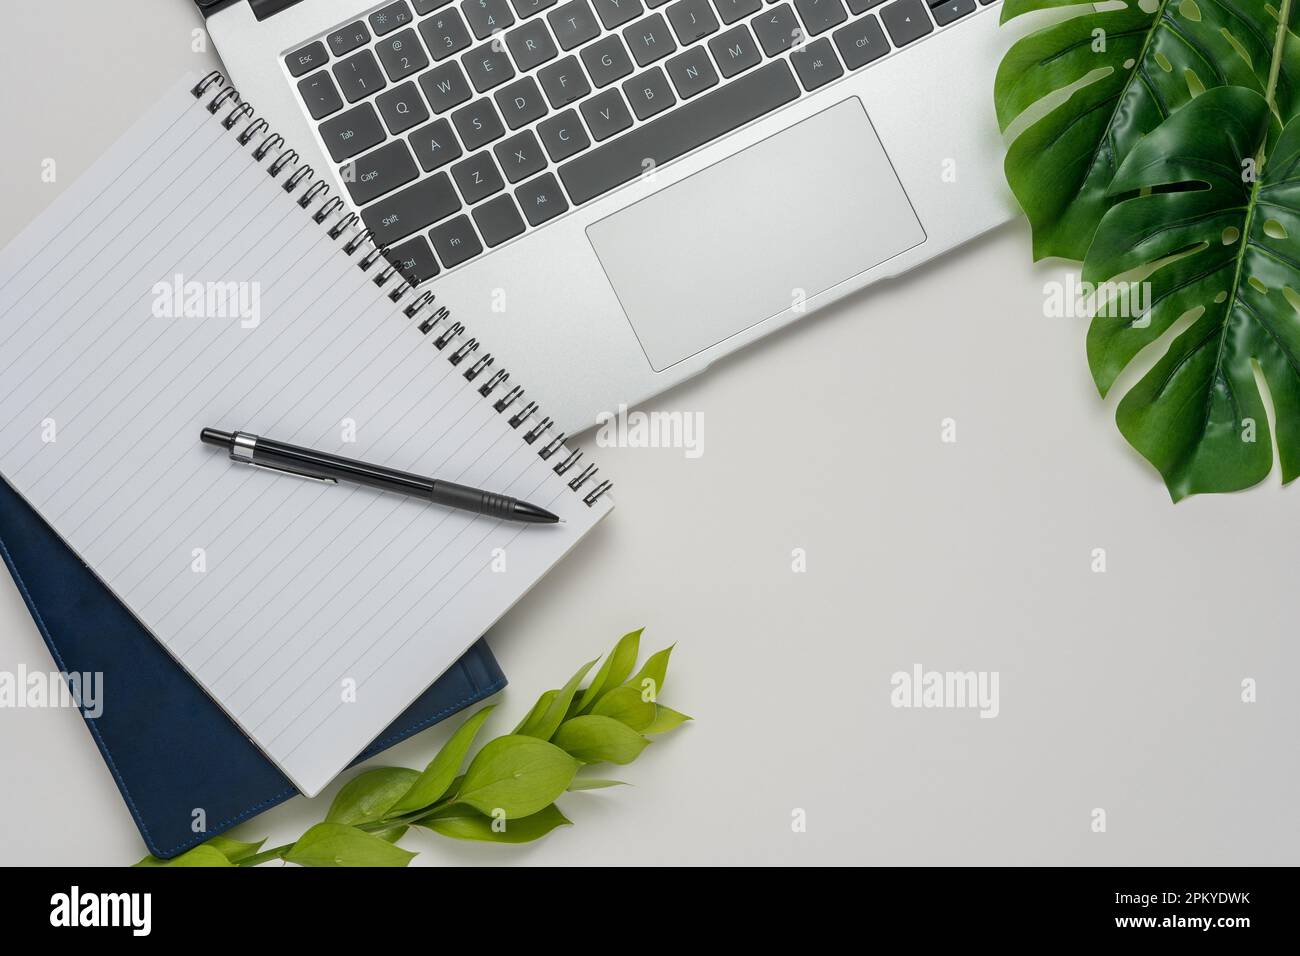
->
[429,480,515,519]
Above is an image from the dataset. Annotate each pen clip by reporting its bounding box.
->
[241,459,338,485]
[227,430,337,485]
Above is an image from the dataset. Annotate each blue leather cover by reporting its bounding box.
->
[0,475,506,858]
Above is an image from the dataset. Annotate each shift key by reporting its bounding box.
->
[361,173,462,246]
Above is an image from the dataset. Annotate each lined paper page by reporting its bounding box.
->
[0,77,611,796]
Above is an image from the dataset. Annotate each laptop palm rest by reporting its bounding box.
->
[586,97,926,372]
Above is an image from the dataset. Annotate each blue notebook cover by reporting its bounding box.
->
[0,475,507,859]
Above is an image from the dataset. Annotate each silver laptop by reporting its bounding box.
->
[200,0,1013,432]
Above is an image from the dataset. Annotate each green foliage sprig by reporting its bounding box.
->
[134,629,688,867]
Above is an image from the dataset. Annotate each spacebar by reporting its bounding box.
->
[559,61,800,206]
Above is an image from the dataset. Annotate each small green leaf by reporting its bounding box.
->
[517,660,596,740]
[568,778,628,791]
[454,735,579,817]
[575,628,643,715]
[133,845,235,867]
[423,804,572,843]
[373,826,409,843]
[325,767,419,826]
[512,689,556,734]
[624,645,674,704]
[591,684,657,731]
[391,705,495,813]
[553,715,649,765]
[202,835,266,863]
[285,823,416,867]
[643,704,692,736]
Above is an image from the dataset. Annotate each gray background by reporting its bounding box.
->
[1,2,1295,866]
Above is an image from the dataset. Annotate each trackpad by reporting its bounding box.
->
[586,97,926,371]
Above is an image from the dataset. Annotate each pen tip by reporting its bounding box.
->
[513,500,560,524]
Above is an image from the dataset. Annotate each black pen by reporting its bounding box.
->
[200,428,559,524]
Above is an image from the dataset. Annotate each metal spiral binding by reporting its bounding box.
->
[187,69,611,507]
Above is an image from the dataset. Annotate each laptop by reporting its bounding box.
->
[198,0,1014,432]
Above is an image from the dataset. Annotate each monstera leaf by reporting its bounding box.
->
[1083,86,1300,498]
[996,0,1296,260]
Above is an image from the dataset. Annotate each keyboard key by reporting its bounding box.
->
[751,3,798,55]
[465,40,517,91]
[419,9,473,60]
[548,0,601,49]
[495,76,548,128]
[420,61,474,112]
[327,22,371,57]
[667,0,719,43]
[452,97,507,149]
[342,140,419,204]
[377,82,431,133]
[580,88,634,140]
[930,0,975,24]
[879,0,933,45]
[297,70,343,119]
[463,0,517,38]
[362,173,462,245]
[833,14,888,69]
[453,151,506,201]
[794,0,847,34]
[286,41,328,77]
[473,194,527,246]
[646,0,670,6]
[376,28,430,80]
[385,235,440,285]
[511,0,560,15]
[538,109,591,160]
[370,1,415,35]
[624,13,676,65]
[581,35,634,87]
[516,172,569,225]
[409,116,464,170]
[559,58,797,204]
[506,18,560,71]
[708,24,761,76]
[790,35,842,89]
[333,50,388,101]
[429,215,484,266]
[665,45,719,98]
[593,0,644,28]
[623,67,676,119]
[714,0,761,23]
[319,103,386,161]
[494,129,548,181]
[846,0,885,10]
[540,56,593,105]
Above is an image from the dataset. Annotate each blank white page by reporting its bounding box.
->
[0,76,612,797]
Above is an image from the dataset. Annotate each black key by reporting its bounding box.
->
[794,0,846,34]
[297,70,343,119]
[370,1,415,35]
[833,14,888,69]
[790,35,842,90]
[879,0,933,45]
[560,59,797,203]
[333,50,388,101]
[416,0,456,12]
[846,0,885,10]
[665,45,719,98]
[540,56,593,105]
[930,0,975,24]
[385,236,440,285]
[580,88,634,140]
[708,24,761,77]
[420,61,474,112]
[473,195,527,246]
[667,0,719,43]
[342,140,419,204]
[377,82,431,133]
[286,41,328,77]
[327,22,371,57]
[516,172,569,225]
[319,103,386,161]
[582,35,634,88]
[507,19,560,71]
[548,0,601,49]
[624,13,676,65]
[714,0,761,23]
[495,76,548,128]
[538,109,591,160]
[623,67,675,120]
[494,129,548,182]
[751,3,798,55]
[429,215,484,266]
[419,9,473,61]
[593,0,644,28]
[465,40,517,91]
[376,28,430,80]
[462,0,517,38]
[452,97,507,149]
[511,0,559,15]
[453,151,506,202]
[646,0,670,6]
[409,117,464,170]
[361,173,462,246]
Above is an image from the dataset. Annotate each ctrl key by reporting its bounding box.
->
[361,173,462,246]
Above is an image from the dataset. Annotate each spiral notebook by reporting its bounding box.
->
[0,72,613,798]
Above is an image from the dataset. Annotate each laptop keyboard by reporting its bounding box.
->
[288,0,997,284]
